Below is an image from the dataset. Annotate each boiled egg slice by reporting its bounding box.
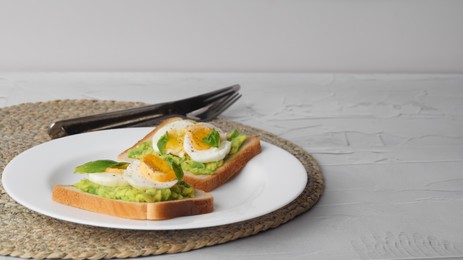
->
[151,119,195,157]
[87,167,129,187]
[123,155,178,189]
[184,123,231,163]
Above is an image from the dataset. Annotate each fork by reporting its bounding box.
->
[187,91,242,121]
[130,91,242,127]
[48,85,240,139]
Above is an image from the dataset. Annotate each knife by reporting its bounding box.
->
[48,85,240,139]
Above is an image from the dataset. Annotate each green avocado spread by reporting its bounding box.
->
[229,134,247,154]
[73,179,194,203]
[127,141,155,159]
[127,130,248,175]
[182,160,223,175]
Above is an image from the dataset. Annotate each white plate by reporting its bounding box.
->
[2,128,307,230]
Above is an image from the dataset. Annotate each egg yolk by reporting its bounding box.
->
[165,129,187,154]
[104,163,128,174]
[104,167,125,174]
[140,154,177,182]
[187,124,216,150]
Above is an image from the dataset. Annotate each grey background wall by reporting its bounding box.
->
[1,0,462,73]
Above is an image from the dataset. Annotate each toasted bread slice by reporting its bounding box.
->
[52,185,213,220]
[117,117,262,192]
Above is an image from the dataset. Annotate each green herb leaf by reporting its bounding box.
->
[159,153,182,165]
[163,156,184,180]
[202,129,221,148]
[157,131,169,154]
[74,160,129,174]
[171,161,184,180]
[227,129,239,141]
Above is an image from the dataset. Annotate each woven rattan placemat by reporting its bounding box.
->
[0,100,324,259]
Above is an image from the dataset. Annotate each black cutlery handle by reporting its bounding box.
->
[48,103,171,138]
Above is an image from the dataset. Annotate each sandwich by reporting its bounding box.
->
[52,117,260,220]
[52,158,214,220]
[118,117,262,192]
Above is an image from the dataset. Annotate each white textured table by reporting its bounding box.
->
[1,73,462,260]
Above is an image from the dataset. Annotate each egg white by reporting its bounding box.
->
[183,123,232,163]
[88,172,128,187]
[151,119,195,157]
[122,159,178,189]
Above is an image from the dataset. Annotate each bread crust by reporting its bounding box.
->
[52,185,214,220]
[118,117,262,191]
